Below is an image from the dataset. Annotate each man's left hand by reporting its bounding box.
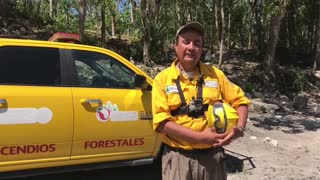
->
[212,126,244,147]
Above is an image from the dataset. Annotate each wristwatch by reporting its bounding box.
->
[237,125,246,134]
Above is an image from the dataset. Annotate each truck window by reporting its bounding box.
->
[72,50,135,89]
[0,46,61,86]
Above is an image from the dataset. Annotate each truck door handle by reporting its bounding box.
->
[0,99,7,105]
[80,99,102,105]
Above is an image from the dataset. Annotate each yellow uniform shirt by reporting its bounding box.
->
[152,59,250,150]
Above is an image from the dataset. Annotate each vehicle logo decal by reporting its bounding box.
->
[0,107,52,124]
[96,101,138,122]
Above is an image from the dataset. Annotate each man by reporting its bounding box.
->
[152,22,250,180]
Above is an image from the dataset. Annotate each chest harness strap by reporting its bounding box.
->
[170,75,208,117]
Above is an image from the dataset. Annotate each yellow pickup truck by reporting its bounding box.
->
[0,38,162,178]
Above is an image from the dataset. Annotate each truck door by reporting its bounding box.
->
[0,46,73,166]
[69,49,156,161]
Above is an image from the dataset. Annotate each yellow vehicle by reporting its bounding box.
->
[0,38,162,178]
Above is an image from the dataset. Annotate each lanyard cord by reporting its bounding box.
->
[174,74,204,107]
[170,76,205,117]
[170,63,207,117]
[196,74,204,101]
[174,79,187,107]
[176,62,203,102]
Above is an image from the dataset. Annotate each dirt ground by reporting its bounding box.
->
[226,112,320,180]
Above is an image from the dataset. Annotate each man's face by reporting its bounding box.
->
[174,30,203,67]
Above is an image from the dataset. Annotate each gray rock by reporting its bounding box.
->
[263,137,278,147]
[292,95,308,110]
[249,99,280,113]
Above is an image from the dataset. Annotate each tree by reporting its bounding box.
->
[77,0,86,42]
[106,0,117,37]
[2,0,318,71]
[214,0,220,47]
[314,0,320,72]
[264,0,287,71]
[226,2,231,50]
[101,0,106,47]
[130,0,135,24]
[286,0,297,48]
[49,0,58,18]
[139,0,161,66]
[0,0,8,23]
[218,0,225,68]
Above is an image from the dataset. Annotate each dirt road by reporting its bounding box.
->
[12,164,161,180]
[227,112,320,180]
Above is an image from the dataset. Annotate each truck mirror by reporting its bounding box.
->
[134,74,150,90]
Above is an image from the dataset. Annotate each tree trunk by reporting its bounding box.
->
[215,0,220,47]
[264,1,287,71]
[248,32,252,49]
[218,0,225,68]
[143,24,151,66]
[0,0,8,22]
[111,14,116,37]
[101,1,106,47]
[227,5,230,50]
[139,0,160,66]
[314,0,320,71]
[307,24,314,54]
[256,0,263,54]
[176,0,182,26]
[49,0,57,18]
[211,0,215,51]
[248,0,257,49]
[186,0,192,22]
[130,0,135,24]
[77,0,86,42]
[49,0,53,18]
[140,0,151,66]
[287,0,297,48]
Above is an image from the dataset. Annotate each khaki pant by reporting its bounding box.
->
[162,146,226,180]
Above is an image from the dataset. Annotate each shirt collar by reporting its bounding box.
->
[169,58,181,80]
[169,58,211,80]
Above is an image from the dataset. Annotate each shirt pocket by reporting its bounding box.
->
[203,87,220,104]
[167,93,182,110]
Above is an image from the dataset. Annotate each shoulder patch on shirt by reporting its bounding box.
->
[204,81,218,88]
[165,85,178,94]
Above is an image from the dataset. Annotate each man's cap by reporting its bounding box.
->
[176,22,205,38]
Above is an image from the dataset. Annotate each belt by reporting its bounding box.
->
[165,145,214,154]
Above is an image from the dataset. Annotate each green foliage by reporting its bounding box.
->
[148,22,165,63]
[273,66,316,97]
[1,0,317,68]
[259,106,267,113]
[53,15,78,33]
[130,38,143,62]
[244,82,255,95]
[293,71,309,91]
[229,0,251,48]
[116,5,131,36]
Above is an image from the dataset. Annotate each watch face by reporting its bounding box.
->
[238,126,245,132]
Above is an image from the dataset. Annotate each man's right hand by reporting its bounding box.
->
[199,128,228,145]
